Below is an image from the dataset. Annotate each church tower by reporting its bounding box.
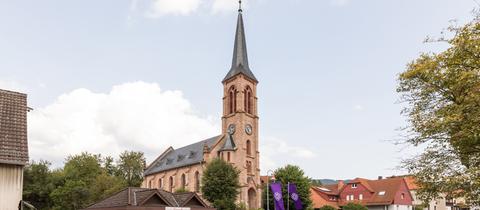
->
[219,3,261,209]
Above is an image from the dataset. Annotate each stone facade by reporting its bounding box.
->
[142,9,261,209]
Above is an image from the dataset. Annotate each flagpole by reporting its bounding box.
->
[267,169,273,210]
[287,182,290,210]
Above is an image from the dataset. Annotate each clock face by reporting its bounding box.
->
[245,124,252,135]
[228,124,236,135]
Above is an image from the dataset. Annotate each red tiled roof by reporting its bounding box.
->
[310,187,340,209]
[350,178,374,192]
[317,184,340,195]
[403,176,419,190]
[0,89,28,165]
[365,177,405,205]
[311,177,412,207]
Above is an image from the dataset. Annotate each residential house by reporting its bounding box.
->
[0,89,29,210]
[311,177,413,210]
[83,187,215,210]
[404,176,479,210]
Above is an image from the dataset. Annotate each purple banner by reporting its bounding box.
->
[288,183,303,210]
[270,182,285,210]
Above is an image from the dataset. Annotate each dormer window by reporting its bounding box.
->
[166,158,173,165]
[401,193,405,199]
[352,183,358,188]
[379,191,386,196]
[177,155,185,162]
[188,151,196,158]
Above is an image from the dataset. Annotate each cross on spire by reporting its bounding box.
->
[238,0,242,12]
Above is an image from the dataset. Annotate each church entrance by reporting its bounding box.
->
[248,188,257,209]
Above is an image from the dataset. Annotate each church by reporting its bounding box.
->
[142,4,261,209]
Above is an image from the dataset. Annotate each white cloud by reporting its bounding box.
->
[146,0,203,17]
[28,82,219,166]
[353,104,364,111]
[212,0,240,14]
[0,79,27,93]
[28,81,315,171]
[260,136,316,171]
[330,0,349,7]
[142,0,251,18]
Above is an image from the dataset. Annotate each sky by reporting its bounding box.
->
[0,0,478,180]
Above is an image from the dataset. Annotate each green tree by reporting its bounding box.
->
[318,205,337,210]
[103,156,116,176]
[397,13,480,205]
[263,165,312,210]
[175,187,189,193]
[201,158,240,210]
[342,203,367,210]
[23,160,56,209]
[50,180,89,210]
[116,151,146,187]
[50,152,103,210]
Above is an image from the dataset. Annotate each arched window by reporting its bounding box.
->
[195,171,200,193]
[246,140,252,155]
[228,86,237,114]
[181,174,186,189]
[149,179,153,188]
[169,176,174,192]
[244,86,253,114]
[159,178,163,189]
[227,152,231,162]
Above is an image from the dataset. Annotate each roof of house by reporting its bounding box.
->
[403,176,419,190]
[223,11,257,83]
[84,187,210,209]
[350,178,375,192]
[310,187,340,209]
[144,135,221,176]
[313,177,411,206]
[315,184,341,195]
[365,177,406,205]
[0,89,29,165]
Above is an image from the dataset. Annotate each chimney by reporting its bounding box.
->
[378,176,383,180]
[338,180,345,189]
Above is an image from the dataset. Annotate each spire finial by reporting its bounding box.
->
[238,0,242,12]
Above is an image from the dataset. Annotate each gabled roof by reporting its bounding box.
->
[84,188,211,209]
[350,178,375,192]
[144,135,220,176]
[313,177,412,207]
[310,187,340,209]
[223,11,258,83]
[314,184,341,195]
[365,177,407,205]
[0,89,29,165]
[403,176,419,190]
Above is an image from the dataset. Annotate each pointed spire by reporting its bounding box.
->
[222,5,258,83]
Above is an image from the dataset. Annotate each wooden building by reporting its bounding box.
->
[83,187,215,210]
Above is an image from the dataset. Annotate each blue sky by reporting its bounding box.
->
[0,0,478,179]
